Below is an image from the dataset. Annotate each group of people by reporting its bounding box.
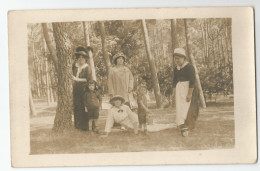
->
[72,46,199,137]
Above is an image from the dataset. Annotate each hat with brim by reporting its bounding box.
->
[173,48,186,58]
[74,51,88,58]
[113,53,127,64]
[109,95,125,104]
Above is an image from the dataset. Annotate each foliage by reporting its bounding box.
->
[28,18,233,102]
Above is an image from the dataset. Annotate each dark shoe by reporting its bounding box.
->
[181,128,189,137]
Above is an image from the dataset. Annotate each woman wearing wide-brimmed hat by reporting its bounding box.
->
[72,46,92,131]
[100,95,139,138]
[172,48,200,137]
[107,52,134,106]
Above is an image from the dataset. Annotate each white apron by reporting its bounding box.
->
[175,81,191,126]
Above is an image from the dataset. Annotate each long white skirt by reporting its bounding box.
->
[175,81,191,126]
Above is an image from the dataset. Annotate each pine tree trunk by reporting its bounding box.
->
[29,87,37,116]
[141,19,161,108]
[51,23,73,132]
[200,21,207,65]
[99,21,111,72]
[171,19,178,53]
[184,19,191,60]
[83,21,97,81]
[184,19,206,108]
[32,40,41,97]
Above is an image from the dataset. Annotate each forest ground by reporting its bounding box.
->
[30,95,234,154]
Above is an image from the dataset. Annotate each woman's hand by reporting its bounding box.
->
[186,94,192,102]
[128,87,133,93]
[71,74,79,81]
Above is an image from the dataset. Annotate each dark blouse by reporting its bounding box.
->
[84,91,102,110]
[173,63,196,88]
[72,63,92,83]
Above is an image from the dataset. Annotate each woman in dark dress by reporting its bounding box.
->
[72,46,92,131]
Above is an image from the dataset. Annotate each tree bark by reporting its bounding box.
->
[184,19,206,108]
[184,19,191,61]
[171,19,179,53]
[83,21,97,81]
[41,23,59,72]
[29,87,37,116]
[99,21,111,73]
[50,23,73,132]
[141,19,161,108]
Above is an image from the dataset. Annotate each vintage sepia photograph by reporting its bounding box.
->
[28,18,234,154]
[9,7,256,167]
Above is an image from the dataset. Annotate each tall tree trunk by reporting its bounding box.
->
[205,20,209,63]
[184,19,191,61]
[141,19,161,108]
[41,23,59,72]
[171,19,179,53]
[42,33,51,105]
[99,21,111,73]
[45,58,51,105]
[200,21,207,65]
[42,23,73,132]
[184,19,206,108]
[32,40,41,97]
[52,23,73,132]
[83,21,97,81]
[29,87,37,116]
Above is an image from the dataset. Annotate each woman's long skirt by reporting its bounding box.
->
[73,82,89,131]
[175,81,199,129]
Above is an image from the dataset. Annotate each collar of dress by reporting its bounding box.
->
[176,61,189,70]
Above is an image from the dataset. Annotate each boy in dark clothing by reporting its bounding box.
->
[137,84,151,135]
[84,80,102,134]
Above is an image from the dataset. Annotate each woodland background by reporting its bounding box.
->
[27,18,233,131]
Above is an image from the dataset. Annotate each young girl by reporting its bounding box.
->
[137,84,151,135]
[100,95,139,138]
[84,80,102,134]
[172,48,199,137]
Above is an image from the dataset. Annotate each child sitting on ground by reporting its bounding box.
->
[84,80,102,134]
[100,95,139,138]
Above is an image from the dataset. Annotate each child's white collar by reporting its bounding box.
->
[177,61,189,70]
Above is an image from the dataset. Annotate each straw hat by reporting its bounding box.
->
[173,48,186,58]
[109,95,125,104]
[113,52,127,64]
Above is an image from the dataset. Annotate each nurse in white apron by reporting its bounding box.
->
[172,48,199,137]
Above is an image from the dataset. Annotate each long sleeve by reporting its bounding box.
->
[107,69,114,95]
[173,68,178,88]
[105,110,114,133]
[187,65,196,88]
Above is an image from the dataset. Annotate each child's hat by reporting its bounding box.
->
[173,48,186,58]
[109,95,125,104]
[113,52,127,64]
